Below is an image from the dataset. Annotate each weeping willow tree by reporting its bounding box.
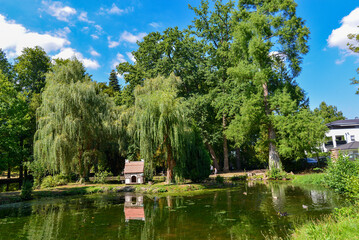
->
[131,74,210,184]
[34,59,118,180]
[132,74,185,184]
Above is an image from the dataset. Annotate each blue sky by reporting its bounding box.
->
[0,0,358,118]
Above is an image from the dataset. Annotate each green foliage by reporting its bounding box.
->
[230,175,247,181]
[215,175,224,184]
[108,69,120,92]
[20,180,33,200]
[348,32,359,94]
[93,171,110,184]
[267,168,288,180]
[314,101,345,124]
[0,49,13,79]
[292,173,325,185]
[292,203,359,240]
[40,174,68,189]
[228,0,310,170]
[34,59,120,178]
[175,126,211,183]
[14,46,51,93]
[0,71,30,172]
[131,74,186,182]
[324,155,359,194]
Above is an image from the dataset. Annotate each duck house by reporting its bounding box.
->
[124,159,145,184]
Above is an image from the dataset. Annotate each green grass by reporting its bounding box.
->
[292,173,325,185]
[292,204,359,240]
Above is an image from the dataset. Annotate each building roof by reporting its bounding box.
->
[333,141,359,150]
[124,161,144,174]
[327,119,359,128]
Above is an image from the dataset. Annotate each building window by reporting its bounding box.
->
[351,135,355,142]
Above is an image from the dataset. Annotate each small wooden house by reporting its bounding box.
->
[124,159,145,184]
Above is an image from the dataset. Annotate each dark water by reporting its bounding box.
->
[0,182,345,240]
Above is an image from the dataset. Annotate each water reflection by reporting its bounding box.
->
[124,194,145,221]
[0,182,346,240]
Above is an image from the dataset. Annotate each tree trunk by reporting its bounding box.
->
[262,82,282,170]
[19,164,23,179]
[205,142,220,171]
[6,165,10,191]
[268,126,281,170]
[19,164,23,188]
[165,137,175,184]
[235,148,241,170]
[223,114,229,173]
[7,165,10,179]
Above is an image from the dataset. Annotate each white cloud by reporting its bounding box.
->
[82,26,89,32]
[41,1,77,22]
[99,4,133,15]
[90,48,100,57]
[95,25,102,32]
[126,52,135,62]
[328,8,359,64]
[53,48,100,69]
[120,31,146,43]
[78,11,94,24]
[149,22,161,28]
[53,26,71,38]
[91,34,99,40]
[108,3,123,14]
[112,53,126,68]
[116,53,126,63]
[0,14,69,57]
[108,36,119,48]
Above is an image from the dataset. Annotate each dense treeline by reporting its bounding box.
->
[0,0,346,184]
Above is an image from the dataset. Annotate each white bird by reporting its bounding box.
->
[302,205,308,210]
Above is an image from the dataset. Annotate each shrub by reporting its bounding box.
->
[93,171,109,184]
[230,175,247,181]
[215,175,224,184]
[40,174,68,189]
[324,155,359,194]
[267,168,288,180]
[20,180,33,200]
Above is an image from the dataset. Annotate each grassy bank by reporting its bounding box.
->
[292,173,325,185]
[292,204,359,240]
[0,181,245,205]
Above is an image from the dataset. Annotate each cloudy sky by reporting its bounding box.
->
[0,0,358,118]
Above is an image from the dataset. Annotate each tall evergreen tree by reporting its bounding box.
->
[109,69,120,92]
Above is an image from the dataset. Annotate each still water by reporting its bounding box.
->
[0,182,345,240]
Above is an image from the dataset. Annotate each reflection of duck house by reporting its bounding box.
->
[124,160,145,184]
[124,195,145,221]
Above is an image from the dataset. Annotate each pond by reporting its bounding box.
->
[0,182,346,240]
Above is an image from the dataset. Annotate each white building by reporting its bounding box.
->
[322,119,359,152]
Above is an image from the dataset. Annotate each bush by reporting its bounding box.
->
[230,175,247,181]
[324,155,359,194]
[20,180,33,200]
[40,174,68,189]
[267,168,288,180]
[93,171,109,184]
[215,175,224,184]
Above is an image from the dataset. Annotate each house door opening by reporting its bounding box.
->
[131,176,137,183]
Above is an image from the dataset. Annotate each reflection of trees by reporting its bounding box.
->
[0,184,345,240]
